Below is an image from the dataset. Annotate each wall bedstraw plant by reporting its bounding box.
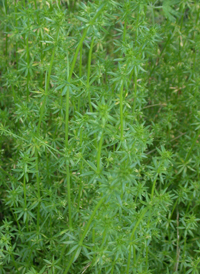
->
[0,0,200,273]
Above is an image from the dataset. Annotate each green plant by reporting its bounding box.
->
[0,0,200,273]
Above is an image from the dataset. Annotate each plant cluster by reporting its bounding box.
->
[0,0,200,273]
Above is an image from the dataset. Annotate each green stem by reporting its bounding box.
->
[37,26,60,133]
[23,173,28,231]
[87,37,94,112]
[133,71,137,113]
[26,36,30,101]
[65,83,72,230]
[111,258,115,274]
[126,207,148,274]
[12,85,16,103]
[170,198,178,220]
[66,164,72,229]
[11,252,20,274]
[67,3,106,85]
[144,174,158,269]
[78,43,83,112]
[120,82,124,140]
[123,20,127,43]
[135,5,140,45]
[5,0,8,66]
[77,128,83,210]
[65,86,70,149]
[63,197,105,274]
[183,235,187,274]
[34,0,43,88]
[64,3,106,231]
[151,174,158,199]
[79,197,105,245]
[97,131,104,174]
[14,0,18,70]
[35,148,41,234]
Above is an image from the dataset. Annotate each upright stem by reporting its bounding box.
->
[55,5,107,265]
[133,71,137,113]
[120,82,124,140]
[78,43,83,112]
[144,174,158,269]
[97,131,104,174]
[66,164,72,229]
[126,207,148,274]
[77,128,83,210]
[35,148,41,235]
[119,12,127,141]
[23,173,28,231]
[135,5,140,45]
[34,0,44,88]
[26,36,30,101]
[87,37,94,112]
[5,0,8,66]
[62,197,105,274]
[64,4,106,230]
[151,174,158,199]
[14,0,18,70]
[37,26,60,133]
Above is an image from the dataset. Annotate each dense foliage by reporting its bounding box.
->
[0,0,200,273]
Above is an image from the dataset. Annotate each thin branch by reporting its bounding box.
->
[174,211,180,272]
[143,103,167,109]
[81,262,92,274]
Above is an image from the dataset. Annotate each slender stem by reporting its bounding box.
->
[79,196,105,244]
[64,3,106,231]
[14,0,18,70]
[120,82,124,140]
[35,148,41,234]
[23,173,28,231]
[65,87,70,149]
[97,131,104,174]
[66,165,72,229]
[151,174,158,199]
[135,5,140,45]
[5,0,8,67]
[123,20,127,43]
[67,2,106,84]
[133,71,137,113]
[12,86,16,103]
[91,227,97,267]
[34,0,43,88]
[151,4,155,26]
[119,13,127,141]
[174,211,180,272]
[145,174,158,270]
[26,36,30,101]
[87,37,94,112]
[170,198,179,220]
[183,234,187,273]
[37,26,60,133]
[111,258,115,274]
[78,43,83,112]
[64,82,72,230]
[62,197,105,274]
[77,128,83,210]
[126,207,148,274]
[11,252,20,274]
